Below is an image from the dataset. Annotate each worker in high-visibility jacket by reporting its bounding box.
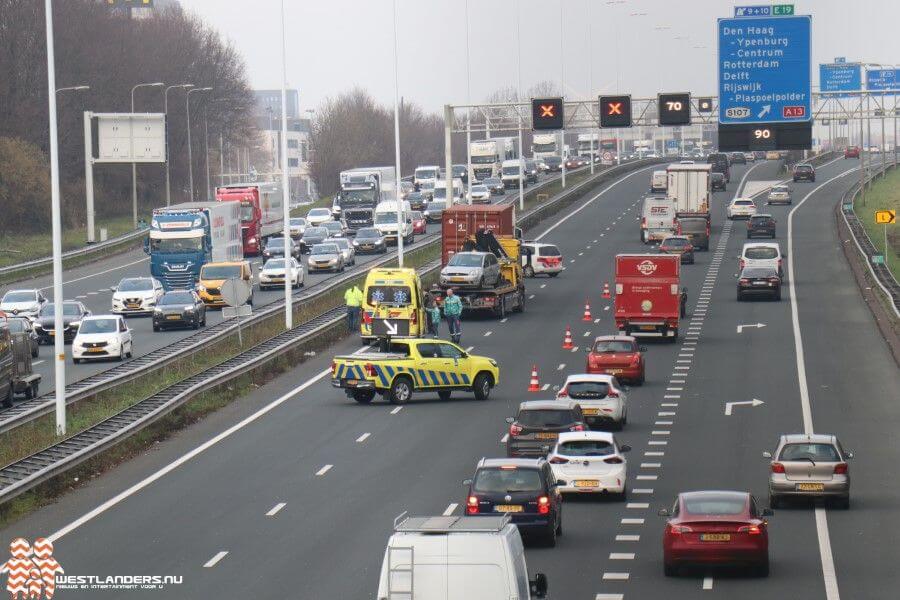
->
[344,285,365,332]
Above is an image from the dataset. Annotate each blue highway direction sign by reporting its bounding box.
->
[820,63,862,95]
[866,68,900,91]
[718,15,812,125]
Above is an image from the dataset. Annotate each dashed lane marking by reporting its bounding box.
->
[602,573,630,581]
[443,503,459,516]
[529,294,535,299]
[391,407,403,415]
[500,318,508,323]
[645,451,664,457]
[266,503,286,517]
[651,430,670,435]
[465,346,474,352]
[648,440,667,446]
[315,465,333,476]
[640,463,662,468]
[557,363,566,371]
[356,433,370,443]
[501,433,509,443]
[703,577,714,590]
[583,331,591,337]
[655,421,673,426]
[636,475,658,480]
[661,403,679,407]
[627,503,650,509]
[632,489,653,495]
[620,518,644,524]
[616,535,640,541]
[203,551,228,568]
[610,553,635,560]
[541,383,550,391]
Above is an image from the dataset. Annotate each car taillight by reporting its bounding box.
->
[834,463,848,475]
[364,363,376,377]
[668,524,692,535]
[738,525,763,535]
[768,277,780,283]
[739,278,750,284]
[509,423,523,437]
[331,361,337,376]
[570,424,585,432]
[549,456,569,464]
[739,259,746,270]
[607,390,620,398]
[630,354,640,366]
[557,387,568,398]
[777,258,783,268]
[537,496,551,515]
[466,496,479,514]
[641,217,647,229]
[771,462,785,474]
[604,456,624,464]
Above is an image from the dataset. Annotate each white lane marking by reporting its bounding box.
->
[636,475,658,480]
[75,295,87,299]
[655,421,674,426]
[616,535,640,541]
[86,292,98,295]
[203,551,229,568]
[632,489,653,495]
[570,346,579,352]
[484,331,492,337]
[627,503,650,509]
[648,440,667,446]
[670,378,687,382]
[528,294,535,299]
[663,394,681,399]
[644,451,665,457]
[356,433,370,443]
[540,284,547,288]
[676,360,692,364]
[703,577,714,590]
[391,406,403,415]
[640,463,662,468]
[40,256,149,291]
[536,164,662,241]
[500,318,508,323]
[32,360,45,366]
[578,252,584,256]
[604,305,610,311]
[443,503,459,516]
[788,169,857,600]
[661,403,679,407]
[610,553,635,560]
[541,383,550,391]
[500,433,509,443]
[659,411,676,416]
[315,464,333,476]
[651,430,670,435]
[570,259,576,263]
[465,346,474,352]
[594,318,600,323]
[666,387,683,391]
[674,366,690,370]
[266,503,286,517]
[602,573,630,581]
[583,331,591,337]
[620,518,644,525]
[557,363,565,371]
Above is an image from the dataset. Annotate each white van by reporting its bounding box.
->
[501,159,526,189]
[434,178,464,204]
[374,200,414,245]
[650,170,667,193]
[414,165,440,190]
[376,514,548,600]
[640,195,676,243]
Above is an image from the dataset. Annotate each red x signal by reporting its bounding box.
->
[607,102,623,115]
[540,104,556,118]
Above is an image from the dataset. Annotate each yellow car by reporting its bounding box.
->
[196,261,254,307]
[360,268,427,340]
[331,338,500,404]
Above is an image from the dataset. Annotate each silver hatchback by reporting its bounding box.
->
[764,434,852,509]
[440,251,501,289]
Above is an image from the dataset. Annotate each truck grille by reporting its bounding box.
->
[163,273,196,290]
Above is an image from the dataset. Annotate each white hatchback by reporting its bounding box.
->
[548,431,630,497]
[306,207,333,226]
[259,258,304,291]
[740,242,784,278]
[556,373,628,430]
[521,242,563,277]
[72,315,133,363]
[727,197,758,219]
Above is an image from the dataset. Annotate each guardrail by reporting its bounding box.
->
[0,158,664,505]
[0,227,149,282]
[0,159,656,436]
[839,163,900,318]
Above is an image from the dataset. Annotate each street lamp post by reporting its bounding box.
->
[186,87,212,202]
[515,6,524,210]
[559,1,566,188]
[131,82,164,227]
[56,85,89,95]
[464,0,473,203]
[279,0,293,328]
[392,0,405,265]
[164,84,193,206]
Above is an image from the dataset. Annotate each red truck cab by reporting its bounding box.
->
[215,183,283,256]
[614,254,682,341]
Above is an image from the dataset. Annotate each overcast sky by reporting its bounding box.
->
[180,0,900,115]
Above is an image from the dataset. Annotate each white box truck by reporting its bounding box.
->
[376,514,548,600]
[577,133,600,158]
[666,163,712,222]
[414,165,441,190]
[469,137,516,182]
[531,133,558,160]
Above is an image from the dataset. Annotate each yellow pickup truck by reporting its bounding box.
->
[331,338,499,405]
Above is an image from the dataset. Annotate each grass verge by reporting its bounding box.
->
[856,167,900,284]
[0,216,139,269]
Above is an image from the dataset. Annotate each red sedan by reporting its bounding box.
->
[410,211,427,235]
[844,145,860,159]
[585,335,645,385]
[660,491,772,577]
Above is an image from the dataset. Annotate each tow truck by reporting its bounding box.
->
[331,337,499,405]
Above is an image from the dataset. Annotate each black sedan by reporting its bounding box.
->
[7,317,39,357]
[407,191,428,211]
[33,301,91,344]
[352,228,388,254]
[483,177,505,195]
[152,290,207,331]
[747,214,777,239]
[730,152,747,164]
[263,236,301,260]
[737,266,781,301]
[299,226,329,253]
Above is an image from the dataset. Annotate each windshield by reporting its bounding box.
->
[564,380,611,399]
[290,218,306,227]
[448,254,484,267]
[323,222,342,232]
[745,247,778,260]
[771,187,789,194]
[375,212,398,224]
[543,157,561,165]
[471,155,497,164]
[303,227,327,238]
[433,188,447,200]
[117,279,153,292]
[264,259,288,270]
[308,209,331,218]
[416,168,438,178]
[683,494,747,516]
[502,166,520,175]
[557,440,614,456]
[517,409,575,427]
[484,178,500,185]
[356,229,380,239]
[2,291,36,303]
[533,142,556,152]
[779,443,840,462]
[266,238,288,248]
[201,265,241,279]
[150,237,203,253]
[593,340,635,353]
[367,285,412,306]
[79,318,117,334]
[6,319,28,333]
[538,246,560,257]
[161,293,195,305]
[341,189,377,204]
[735,200,754,206]
[471,186,488,193]
[40,303,83,317]
[311,244,339,255]
[425,202,446,211]
[473,468,542,493]
[239,202,255,223]
[662,238,690,247]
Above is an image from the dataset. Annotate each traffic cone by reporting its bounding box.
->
[562,326,574,349]
[602,281,611,300]
[528,365,540,392]
[582,301,592,321]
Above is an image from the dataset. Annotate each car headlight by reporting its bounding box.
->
[248,237,257,245]
[196,284,206,292]
[488,359,498,367]
[352,240,359,246]
[154,308,163,314]
[184,305,195,312]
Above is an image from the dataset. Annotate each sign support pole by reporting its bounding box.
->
[83,111,96,243]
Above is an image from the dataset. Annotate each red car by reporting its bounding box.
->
[409,211,427,235]
[844,145,860,159]
[585,335,646,385]
[660,490,772,577]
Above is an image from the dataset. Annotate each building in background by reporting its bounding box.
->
[104,0,181,18]
[253,89,315,204]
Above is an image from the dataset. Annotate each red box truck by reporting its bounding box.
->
[215,182,284,256]
[614,254,682,340]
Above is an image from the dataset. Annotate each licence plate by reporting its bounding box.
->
[606,368,623,374]
[166,315,181,320]
[536,432,558,440]
[270,278,284,283]
[582,408,601,416]
[126,303,140,308]
[574,480,599,488]
[753,281,768,286]
[494,505,523,513]
[451,277,467,282]
[797,483,825,492]
[86,348,104,354]
[640,325,656,331]
[345,379,359,385]
[700,533,731,542]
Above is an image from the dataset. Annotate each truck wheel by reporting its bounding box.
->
[351,390,375,404]
[389,376,413,405]
[497,297,506,320]
[473,373,492,401]
[514,290,525,313]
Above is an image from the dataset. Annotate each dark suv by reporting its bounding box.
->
[747,214,777,239]
[464,457,564,546]
[793,163,815,182]
[707,152,731,182]
[710,172,726,192]
[506,400,585,458]
[730,151,747,164]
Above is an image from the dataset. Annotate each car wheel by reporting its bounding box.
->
[737,291,743,301]
[351,390,375,404]
[192,319,200,330]
[153,324,160,332]
[31,347,38,358]
[549,272,559,277]
[555,515,562,536]
[473,373,492,401]
[116,350,124,362]
[389,376,414,405]
[774,289,782,301]
[126,343,133,359]
[524,265,535,278]
[769,494,781,509]
[438,390,451,401]
[664,563,678,577]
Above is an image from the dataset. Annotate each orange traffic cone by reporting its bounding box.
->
[582,301,592,321]
[528,365,540,392]
[562,326,574,349]
[602,281,611,300]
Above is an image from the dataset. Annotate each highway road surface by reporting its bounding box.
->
[4,157,897,599]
